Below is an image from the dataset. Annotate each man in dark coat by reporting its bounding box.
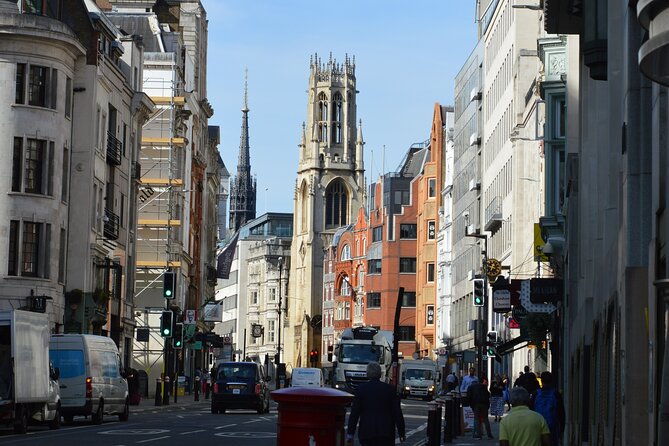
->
[346,362,406,446]
[467,379,493,439]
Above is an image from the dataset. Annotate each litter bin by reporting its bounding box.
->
[177,375,187,397]
[271,386,353,446]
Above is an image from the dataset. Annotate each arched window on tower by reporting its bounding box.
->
[318,92,328,121]
[332,92,342,144]
[325,179,348,228]
[301,182,308,233]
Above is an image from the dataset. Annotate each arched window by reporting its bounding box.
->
[332,92,343,144]
[340,276,350,296]
[341,244,351,260]
[300,182,308,232]
[325,179,348,227]
[318,92,328,121]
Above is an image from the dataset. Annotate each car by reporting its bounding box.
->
[210,362,271,414]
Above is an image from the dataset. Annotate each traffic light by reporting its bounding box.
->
[160,310,174,337]
[327,345,333,362]
[473,278,485,307]
[163,271,176,299]
[486,330,498,344]
[309,349,319,365]
[172,323,183,348]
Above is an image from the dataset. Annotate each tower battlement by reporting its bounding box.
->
[310,52,355,81]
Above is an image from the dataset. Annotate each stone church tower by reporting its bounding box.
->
[284,54,365,367]
[229,71,257,233]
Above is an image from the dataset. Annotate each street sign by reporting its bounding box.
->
[530,278,563,303]
[493,289,511,313]
[508,317,520,329]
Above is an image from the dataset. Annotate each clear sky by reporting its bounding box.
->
[201,0,478,214]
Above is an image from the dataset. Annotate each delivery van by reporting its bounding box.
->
[49,334,128,424]
[290,367,324,388]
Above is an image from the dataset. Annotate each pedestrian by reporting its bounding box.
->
[502,376,512,411]
[446,371,459,392]
[531,371,565,446]
[515,366,540,399]
[346,361,406,446]
[467,378,493,439]
[459,366,479,407]
[490,379,505,421]
[499,386,551,446]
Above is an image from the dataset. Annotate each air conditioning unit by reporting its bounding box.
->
[469,179,480,191]
[469,88,482,102]
[469,133,481,146]
[466,224,479,235]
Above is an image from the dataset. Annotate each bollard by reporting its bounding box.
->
[426,401,442,446]
[163,375,170,406]
[454,391,462,437]
[205,380,210,399]
[174,375,178,403]
[154,378,162,406]
[194,376,200,401]
[443,393,453,443]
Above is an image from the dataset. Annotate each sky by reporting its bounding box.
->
[201,0,478,214]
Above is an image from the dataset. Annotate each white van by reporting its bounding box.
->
[290,367,324,388]
[49,334,129,424]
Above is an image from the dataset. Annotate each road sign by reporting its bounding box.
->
[508,317,520,329]
[493,289,511,312]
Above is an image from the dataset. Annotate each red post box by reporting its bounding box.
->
[271,386,354,446]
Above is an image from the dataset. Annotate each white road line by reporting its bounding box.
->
[136,436,171,443]
[214,424,237,429]
[179,429,205,435]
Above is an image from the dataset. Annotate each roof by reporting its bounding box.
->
[107,13,163,52]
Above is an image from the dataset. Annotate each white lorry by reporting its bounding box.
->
[332,326,393,394]
[399,359,440,400]
[0,310,61,433]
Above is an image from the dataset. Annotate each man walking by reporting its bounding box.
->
[467,379,493,439]
[499,386,551,446]
[346,362,406,446]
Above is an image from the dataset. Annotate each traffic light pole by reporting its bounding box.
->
[467,232,488,382]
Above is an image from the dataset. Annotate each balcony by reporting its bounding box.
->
[638,0,669,86]
[106,131,123,166]
[103,208,120,240]
[484,196,503,232]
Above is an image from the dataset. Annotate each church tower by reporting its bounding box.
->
[285,54,366,367]
[229,70,257,233]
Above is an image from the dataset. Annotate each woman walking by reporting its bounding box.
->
[490,379,505,421]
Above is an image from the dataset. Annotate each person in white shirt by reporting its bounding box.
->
[460,367,479,393]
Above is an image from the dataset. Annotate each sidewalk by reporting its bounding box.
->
[415,415,501,446]
[130,391,211,413]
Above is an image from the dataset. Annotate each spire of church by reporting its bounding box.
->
[229,68,257,232]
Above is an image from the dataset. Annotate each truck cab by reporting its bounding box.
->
[333,327,393,394]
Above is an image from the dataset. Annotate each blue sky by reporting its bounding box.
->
[201,0,478,214]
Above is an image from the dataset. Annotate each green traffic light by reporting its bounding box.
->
[163,328,170,336]
[165,290,172,297]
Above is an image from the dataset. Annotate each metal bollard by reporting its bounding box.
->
[163,375,170,405]
[174,375,178,403]
[205,380,210,399]
[427,401,442,446]
[194,376,200,401]
[443,392,453,443]
[454,392,462,437]
[155,378,162,406]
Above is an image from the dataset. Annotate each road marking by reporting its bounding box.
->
[214,432,276,438]
[179,429,205,435]
[100,429,169,435]
[215,424,237,429]
[136,436,171,443]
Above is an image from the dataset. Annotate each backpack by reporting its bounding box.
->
[533,388,558,431]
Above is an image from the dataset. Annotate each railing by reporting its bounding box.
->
[106,131,123,166]
[103,208,120,240]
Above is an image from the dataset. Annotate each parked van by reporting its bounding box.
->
[49,334,129,424]
[290,367,324,388]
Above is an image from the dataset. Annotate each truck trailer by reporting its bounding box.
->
[0,310,61,433]
[332,326,393,394]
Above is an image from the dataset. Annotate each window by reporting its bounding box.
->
[367,292,381,308]
[12,137,53,196]
[269,287,276,302]
[61,146,69,202]
[428,178,437,198]
[401,291,416,307]
[400,224,417,239]
[332,92,342,144]
[251,291,258,305]
[28,65,48,107]
[340,244,351,260]
[15,64,25,104]
[358,269,365,289]
[58,228,66,283]
[8,220,49,278]
[427,263,435,282]
[22,0,63,18]
[394,190,410,206]
[427,220,436,240]
[399,257,416,273]
[345,301,351,320]
[325,180,348,227]
[398,326,416,342]
[65,76,72,118]
[340,277,350,296]
[368,259,382,274]
[372,226,383,242]
[268,320,276,343]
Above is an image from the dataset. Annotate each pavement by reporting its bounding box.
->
[129,391,211,413]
